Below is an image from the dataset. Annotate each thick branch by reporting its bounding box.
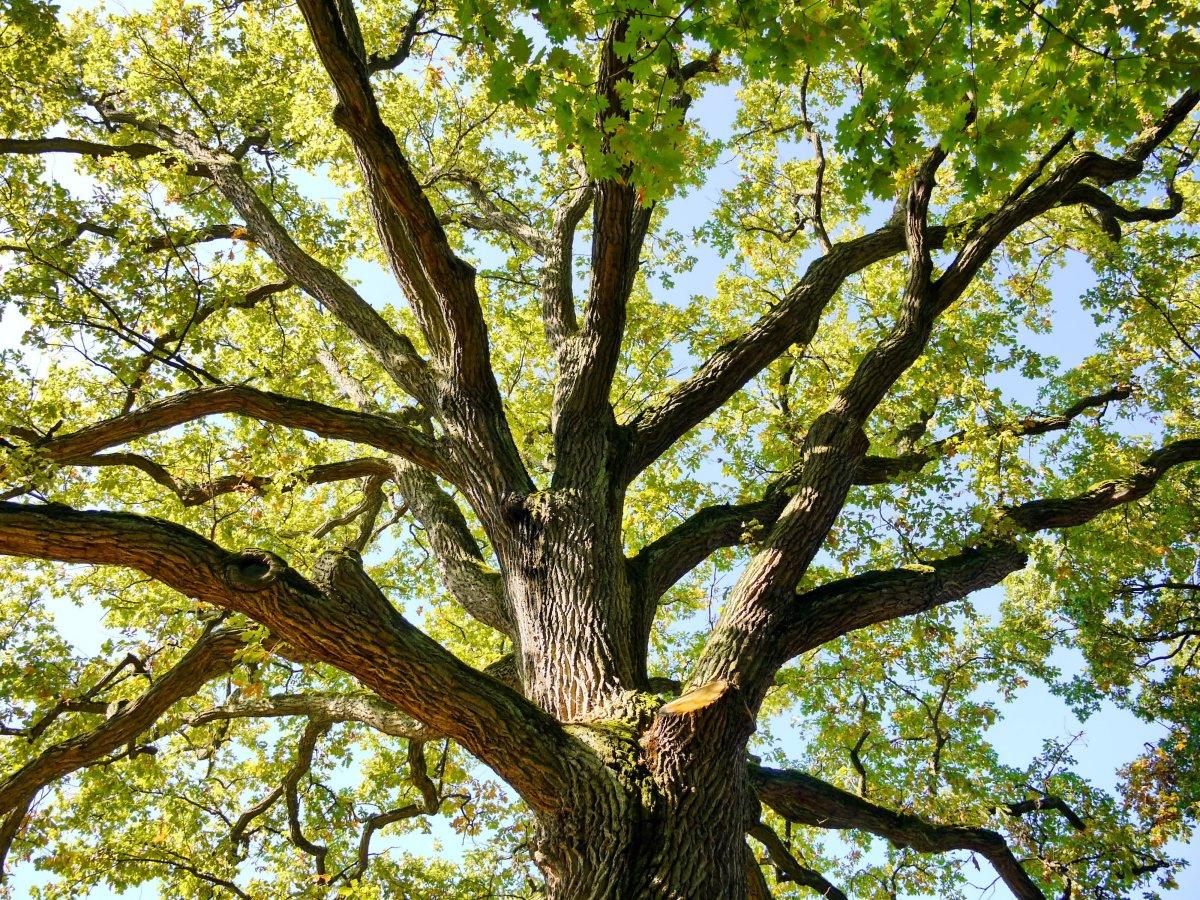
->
[365,1,426,73]
[295,0,493,394]
[0,502,588,812]
[937,90,1199,303]
[169,143,431,397]
[7,384,450,482]
[317,352,512,633]
[681,148,947,705]
[1004,439,1200,530]
[751,765,1045,900]
[777,437,1200,662]
[784,545,1030,660]
[1004,793,1087,832]
[552,21,648,428]
[390,460,513,636]
[541,178,592,349]
[1062,182,1183,241]
[681,95,1199,710]
[0,136,207,177]
[285,4,534,502]
[631,382,1133,608]
[622,221,935,480]
[449,172,549,251]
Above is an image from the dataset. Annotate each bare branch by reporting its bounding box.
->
[282,719,330,876]
[70,453,391,508]
[105,851,251,899]
[1004,792,1087,832]
[799,68,833,253]
[366,1,426,74]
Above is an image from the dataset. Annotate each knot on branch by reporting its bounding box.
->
[311,548,397,619]
[311,547,365,593]
[224,550,286,591]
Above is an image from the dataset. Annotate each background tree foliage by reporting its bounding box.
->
[0,0,1198,896]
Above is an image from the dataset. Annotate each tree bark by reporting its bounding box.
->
[531,681,758,900]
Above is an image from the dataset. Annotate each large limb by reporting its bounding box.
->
[294,1,482,387]
[750,765,1045,900]
[296,0,533,502]
[0,501,589,812]
[551,21,652,479]
[679,143,949,709]
[630,382,1133,605]
[777,437,1200,664]
[3,384,449,483]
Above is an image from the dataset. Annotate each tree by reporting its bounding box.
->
[0,0,1197,895]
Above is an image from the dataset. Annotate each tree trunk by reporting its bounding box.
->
[496,485,643,721]
[530,681,758,899]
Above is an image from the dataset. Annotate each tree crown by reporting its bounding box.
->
[1,0,1198,896]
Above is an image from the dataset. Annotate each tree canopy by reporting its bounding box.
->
[0,0,1199,897]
